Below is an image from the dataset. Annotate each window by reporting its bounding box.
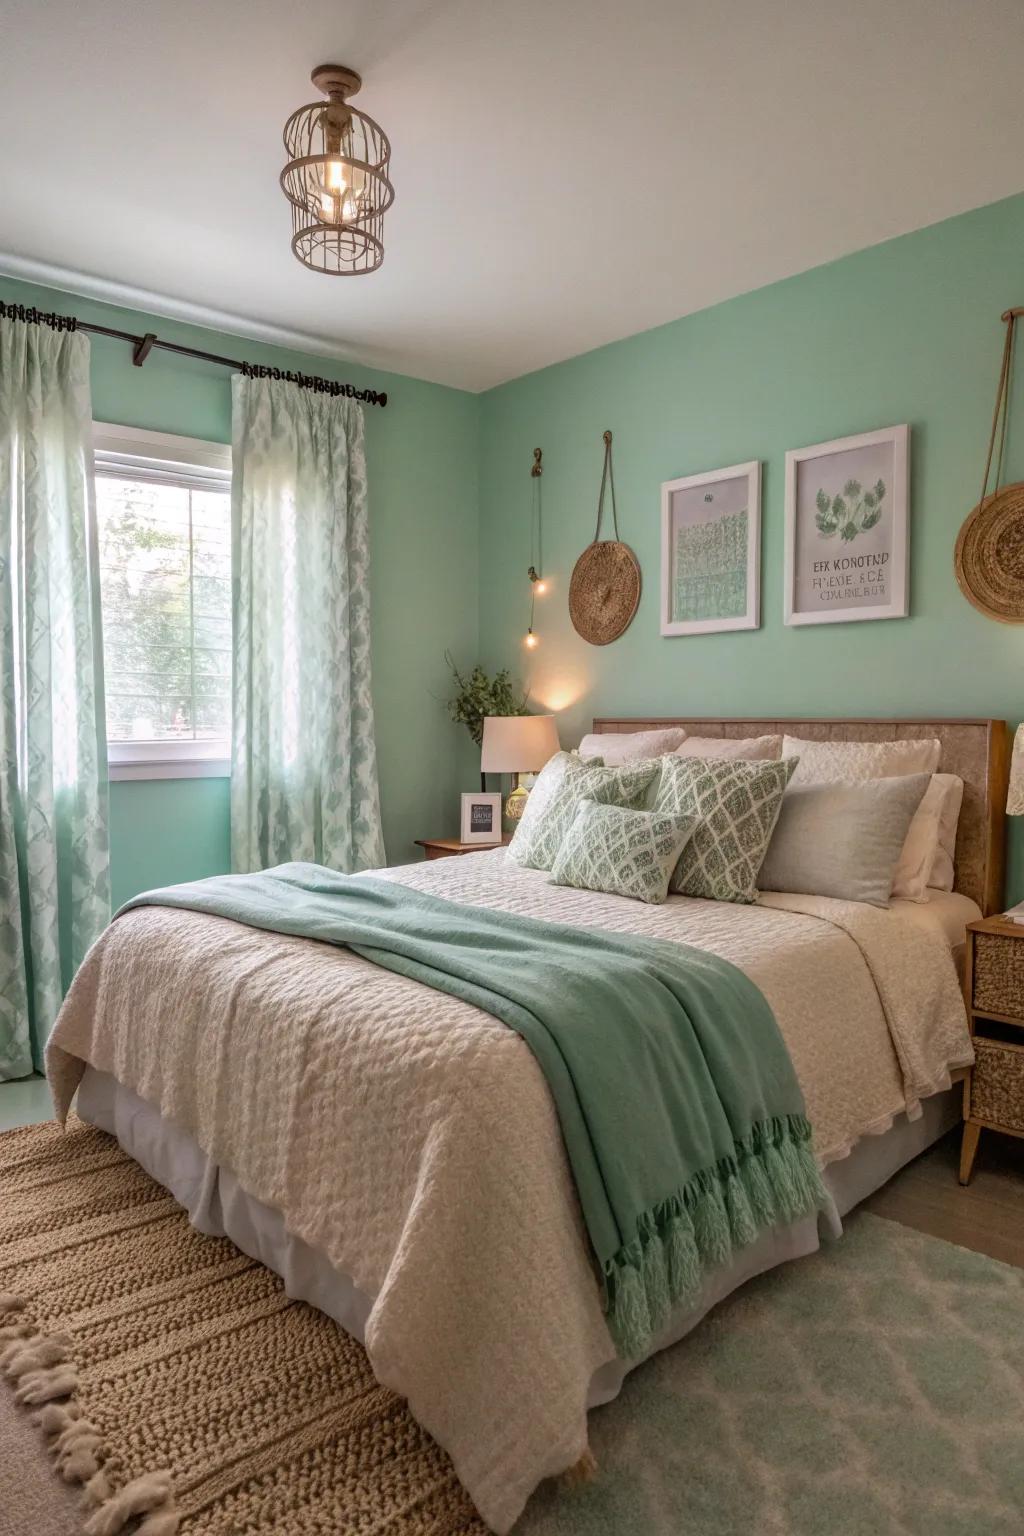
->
[93,424,232,780]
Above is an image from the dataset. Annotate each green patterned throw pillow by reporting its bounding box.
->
[508,752,660,871]
[655,755,798,903]
[549,799,698,904]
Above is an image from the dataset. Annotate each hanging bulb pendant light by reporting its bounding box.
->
[281,65,395,276]
[525,447,545,647]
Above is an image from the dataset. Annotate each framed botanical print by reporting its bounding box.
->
[660,460,761,635]
[784,424,909,625]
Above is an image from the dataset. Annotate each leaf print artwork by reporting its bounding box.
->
[815,477,886,542]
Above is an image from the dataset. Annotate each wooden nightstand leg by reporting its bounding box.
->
[959,1121,982,1186]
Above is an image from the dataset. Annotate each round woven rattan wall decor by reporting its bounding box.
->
[569,539,642,645]
[955,483,1024,623]
[569,430,641,646]
[954,306,1024,622]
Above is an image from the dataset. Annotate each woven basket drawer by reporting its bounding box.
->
[973,933,1024,1018]
[970,1036,1024,1131]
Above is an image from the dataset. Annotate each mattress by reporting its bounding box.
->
[47,850,976,1532]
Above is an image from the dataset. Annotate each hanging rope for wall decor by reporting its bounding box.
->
[526,447,544,648]
[954,303,1024,622]
[568,429,642,646]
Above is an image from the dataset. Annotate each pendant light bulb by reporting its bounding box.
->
[525,629,538,649]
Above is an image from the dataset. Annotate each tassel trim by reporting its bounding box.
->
[1,1293,180,1534]
[602,1113,827,1358]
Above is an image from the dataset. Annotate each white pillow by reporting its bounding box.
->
[577,727,687,764]
[889,775,963,901]
[674,734,782,762]
[782,735,941,785]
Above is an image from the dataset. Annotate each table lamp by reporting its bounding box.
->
[480,714,560,821]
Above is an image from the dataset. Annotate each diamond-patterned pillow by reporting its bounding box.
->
[655,755,798,902]
[507,752,660,871]
[549,799,698,904]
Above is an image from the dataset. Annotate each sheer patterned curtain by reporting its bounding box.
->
[0,315,109,1080]
[230,374,385,873]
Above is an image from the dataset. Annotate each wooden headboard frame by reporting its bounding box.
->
[593,717,1010,916]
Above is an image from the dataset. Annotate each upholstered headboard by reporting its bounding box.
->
[592,717,1010,915]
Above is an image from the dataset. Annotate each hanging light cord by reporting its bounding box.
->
[527,447,543,641]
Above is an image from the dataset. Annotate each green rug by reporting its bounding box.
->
[521,1214,1024,1536]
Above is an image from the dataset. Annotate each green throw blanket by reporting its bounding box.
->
[119,863,827,1357]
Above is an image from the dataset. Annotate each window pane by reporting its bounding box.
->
[96,475,232,743]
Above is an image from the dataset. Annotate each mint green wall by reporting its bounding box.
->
[478,194,1024,904]
[3,275,480,902]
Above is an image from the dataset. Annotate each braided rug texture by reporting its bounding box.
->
[0,1118,486,1536]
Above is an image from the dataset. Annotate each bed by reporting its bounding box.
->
[46,715,1009,1533]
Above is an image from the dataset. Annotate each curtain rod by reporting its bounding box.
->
[0,297,389,408]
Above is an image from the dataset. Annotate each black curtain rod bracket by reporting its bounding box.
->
[0,297,388,408]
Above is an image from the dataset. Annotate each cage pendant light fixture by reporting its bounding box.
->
[281,65,394,276]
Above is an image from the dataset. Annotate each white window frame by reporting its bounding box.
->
[93,423,233,781]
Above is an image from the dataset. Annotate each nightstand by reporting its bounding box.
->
[414,835,513,861]
[960,914,1024,1184]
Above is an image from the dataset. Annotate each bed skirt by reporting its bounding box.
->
[74,1068,958,1412]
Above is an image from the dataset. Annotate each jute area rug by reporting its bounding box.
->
[4,1117,1024,1536]
[0,1118,486,1536]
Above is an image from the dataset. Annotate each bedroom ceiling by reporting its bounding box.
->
[1,0,1022,392]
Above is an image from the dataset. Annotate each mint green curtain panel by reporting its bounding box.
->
[230,375,385,873]
[0,317,110,1080]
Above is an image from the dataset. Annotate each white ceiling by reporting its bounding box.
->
[1,0,1022,392]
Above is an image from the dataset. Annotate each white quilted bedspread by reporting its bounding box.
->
[46,850,972,1532]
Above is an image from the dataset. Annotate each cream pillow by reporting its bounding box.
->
[674,735,783,762]
[577,728,687,764]
[782,735,941,785]
[891,773,964,899]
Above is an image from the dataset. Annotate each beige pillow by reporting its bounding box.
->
[782,735,941,785]
[891,774,964,900]
[577,728,687,764]
[674,734,782,762]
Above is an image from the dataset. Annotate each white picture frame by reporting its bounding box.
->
[460,792,502,844]
[784,424,909,626]
[661,460,761,636]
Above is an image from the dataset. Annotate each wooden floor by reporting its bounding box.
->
[863,1125,1024,1270]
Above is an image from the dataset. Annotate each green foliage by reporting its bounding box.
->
[444,652,528,746]
[98,478,232,741]
[813,476,886,541]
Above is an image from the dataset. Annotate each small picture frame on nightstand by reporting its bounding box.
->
[460,792,502,845]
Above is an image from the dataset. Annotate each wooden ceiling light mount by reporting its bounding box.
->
[955,306,1024,622]
[281,64,395,277]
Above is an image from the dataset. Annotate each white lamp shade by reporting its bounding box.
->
[480,714,560,773]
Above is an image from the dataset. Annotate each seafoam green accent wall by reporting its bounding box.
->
[478,193,1024,903]
[3,275,480,904]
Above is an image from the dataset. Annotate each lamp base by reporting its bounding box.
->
[505,781,530,821]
